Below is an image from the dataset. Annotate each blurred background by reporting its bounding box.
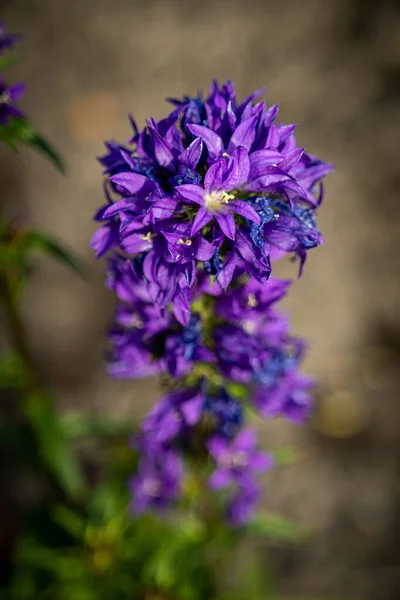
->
[0,0,399,597]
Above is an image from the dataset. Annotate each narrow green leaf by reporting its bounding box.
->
[24,393,87,500]
[0,351,28,388]
[269,446,302,467]
[60,411,135,440]
[0,117,65,172]
[0,51,18,70]
[247,511,308,542]
[25,131,65,173]
[52,505,86,540]
[21,231,85,276]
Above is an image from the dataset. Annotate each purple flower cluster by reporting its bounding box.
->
[0,23,24,125]
[93,81,333,524]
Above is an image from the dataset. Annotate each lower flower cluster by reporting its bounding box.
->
[106,255,313,524]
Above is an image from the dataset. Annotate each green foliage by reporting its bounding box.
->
[19,231,85,276]
[0,116,65,172]
[60,411,136,441]
[0,351,28,388]
[0,51,18,70]
[24,392,87,501]
[246,511,308,543]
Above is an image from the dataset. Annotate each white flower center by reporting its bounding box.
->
[204,190,235,213]
[230,451,248,468]
[220,451,248,469]
[142,478,160,497]
[131,313,143,328]
[0,91,10,104]
[177,238,192,246]
[247,293,258,308]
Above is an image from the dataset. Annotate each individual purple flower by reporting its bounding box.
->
[0,78,24,124]
[141,387,204,446]
[227,481,260,525]
[0,22,20,54]
[129,449,183,513]
[216,277,291,322]
[106,328,162,379]
[253,371,314,422]
[177,146,260,240]
[208,428,273,491]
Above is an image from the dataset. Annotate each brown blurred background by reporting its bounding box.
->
[0,0,400,597]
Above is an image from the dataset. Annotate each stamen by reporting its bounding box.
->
[178,238,192,246]
[204,190,235,212]
[141,232,153,242]
[247,293,258,308]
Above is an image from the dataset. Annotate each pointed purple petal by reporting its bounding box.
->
[234,427,257,451]
[195,236,216,260]
[216,213,236,240]
[229,200,260,224]
[179,137,204,169]
[216,252,239,288]
[204,159,226,190]
[191,207,213,235]
[187,124,224,160]
[181,393,203,426]
[227,115,258,153]
[251,452,274,472]
[209,468,232,490]
[176,184,205,206]
[102,198,136,218]
[90,224,117,257]
[110,173,150,194]
[278,148,304,171]
[230,146,250,187]
[249,150,284,180]
[172,289,191,326]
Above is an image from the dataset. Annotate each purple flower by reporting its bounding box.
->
[227,481,260,525]
[93,80,333,321]
[141,387,204,446]
[129,449,182,513]
[202,387,243,439]
[208,428,273,524]
[253,371,314,422]
[165,313,214,378]
[0,79,24,124]
[177,146,260,240]
[216,277,290,322]
[0,22,20,54]
[92,81,333,524]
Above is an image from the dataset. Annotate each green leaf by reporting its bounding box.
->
[24,392,87,500]
[26,130,65,173]
[20,231,85,276]
[52,505,86,540]
[247,511,308,542]
[269,446,302,467]
[60,411,135,440]
[0,51,18,70]
[0,117,65,172]
[0,351,28,388]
